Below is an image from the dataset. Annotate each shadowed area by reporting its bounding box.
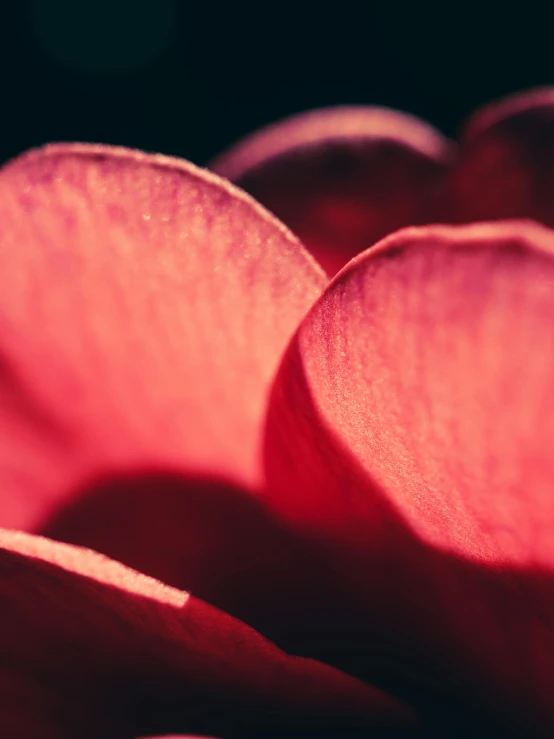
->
[40,470,522,737]
[41,471,345,643]
[262,328,554,738]
[1,525,415,738]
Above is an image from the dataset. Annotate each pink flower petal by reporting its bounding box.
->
[263,221,554,734]
[0,143,325,535]
[450,88,554,224]
[0,529,415,738]
[210,107,454,275]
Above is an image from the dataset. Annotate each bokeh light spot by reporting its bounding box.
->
[27,0,178,77]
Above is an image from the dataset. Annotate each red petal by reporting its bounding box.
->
[40,471,351,645]
[210,107,454,275]
[0,529,415,738]
[449,88,554,224]
[263,221,554,734]
[0,144,325,533]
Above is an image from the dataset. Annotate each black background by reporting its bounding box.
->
[1,1,552,168]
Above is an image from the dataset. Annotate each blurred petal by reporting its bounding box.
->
[0,529,415,738]
[450,87,554,223]
[0,144,326,533]
[263,221,554,734]
[210,107,454,274]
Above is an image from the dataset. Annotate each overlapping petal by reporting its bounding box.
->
[0,529,415,738]
[450,88,554,225]
[0,143,325,534]
[2,90,554,738]
[210,107,454,275]
[211,89,554,277]
[263,221,554,735]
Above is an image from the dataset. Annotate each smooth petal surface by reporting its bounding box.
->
[210,107,454,275]
[450,88,554,224]
[263,222,554,735]
[0,529,414,738]
[0,143,326,533]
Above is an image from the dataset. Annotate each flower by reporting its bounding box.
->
[0,87,553,738]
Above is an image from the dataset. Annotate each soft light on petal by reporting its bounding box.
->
[0,144,326,533]
[263,221,554,735]
[210,107,454,274]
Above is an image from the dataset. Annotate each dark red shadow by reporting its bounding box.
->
[36,465,541,736]
[41,470,346,645]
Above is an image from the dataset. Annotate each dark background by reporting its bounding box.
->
[1,1,551,168]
